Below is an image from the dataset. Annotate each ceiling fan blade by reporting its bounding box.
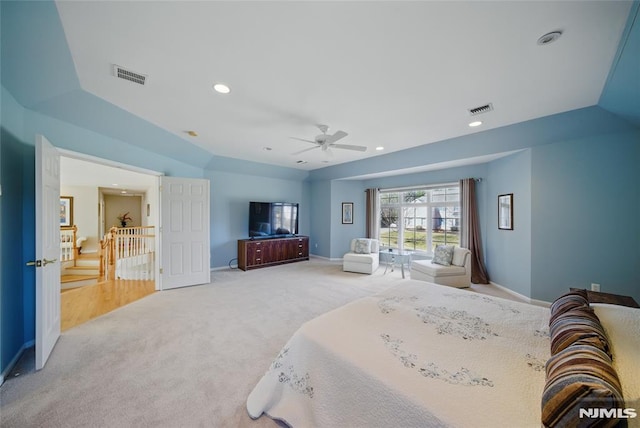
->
[332,143,367,152]
[324,130,348,145]
[290,137,318,145]
[291,146,319,155]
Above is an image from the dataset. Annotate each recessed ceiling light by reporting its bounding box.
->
[213,83,231,94]
[112,183,118,186]
[469,121,483,127]
[537,31,562,46]
[121,190,127,194]
[375,146,385,151]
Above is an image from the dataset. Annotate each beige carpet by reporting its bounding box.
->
[0,259,523,428]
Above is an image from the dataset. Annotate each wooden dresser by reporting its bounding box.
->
[570,288,640,308]
[238,236,309,271]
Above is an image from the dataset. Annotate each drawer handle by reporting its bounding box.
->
[298,245,302,248]
[256,249,261,253]
[256,258,261,261]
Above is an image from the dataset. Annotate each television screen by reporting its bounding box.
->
[249,202,299,238]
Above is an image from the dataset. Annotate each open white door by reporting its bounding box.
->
[160,176,210,290]
[33,135,61,370]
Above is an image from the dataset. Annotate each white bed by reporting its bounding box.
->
[247,281,552,427]
[248,281,640,427]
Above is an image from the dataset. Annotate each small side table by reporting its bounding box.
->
[379,249,412,279]
[570,288,640,308]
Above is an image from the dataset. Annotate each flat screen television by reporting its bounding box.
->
[249,202,299,238]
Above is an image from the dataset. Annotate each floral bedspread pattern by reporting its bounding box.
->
[247,280,550,427]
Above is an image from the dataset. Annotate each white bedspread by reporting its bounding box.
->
[247,281,551,427]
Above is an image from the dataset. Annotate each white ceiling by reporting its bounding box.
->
[55,1,631,170]
[60,155,158,194]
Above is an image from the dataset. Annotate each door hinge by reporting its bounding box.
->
[160,268,163,274]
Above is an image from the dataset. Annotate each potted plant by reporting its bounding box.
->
[117,212,132,228]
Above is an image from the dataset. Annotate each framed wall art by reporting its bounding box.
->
[342,202,354,224]
[498,193,513,230]
[60,196,74,227]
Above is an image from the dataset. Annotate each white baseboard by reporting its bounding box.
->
[309,254,342,262]
[0,340,34,386]
[489,281,550,307]
[209,254,341,272]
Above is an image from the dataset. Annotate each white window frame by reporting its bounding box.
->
[378,183,460,256]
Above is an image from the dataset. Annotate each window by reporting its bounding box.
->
[378,185,460,254]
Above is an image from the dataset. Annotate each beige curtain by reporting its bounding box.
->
[365,188,379,239]
[460,178,490,284]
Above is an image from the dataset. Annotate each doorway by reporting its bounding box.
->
[59,151,160,330]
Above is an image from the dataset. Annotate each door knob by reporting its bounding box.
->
[25,258,57,267]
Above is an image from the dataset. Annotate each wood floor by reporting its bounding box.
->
[61,279,156,331]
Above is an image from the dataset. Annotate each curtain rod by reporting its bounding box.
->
[377,182,459,192]
[366,178,482,193]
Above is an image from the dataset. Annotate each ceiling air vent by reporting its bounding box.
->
[113,64,147,85]
[468,103,493,116]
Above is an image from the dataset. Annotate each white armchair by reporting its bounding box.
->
[410,247,471,288]
[343,238,380,274]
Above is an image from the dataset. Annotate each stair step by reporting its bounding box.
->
[61,274,99,283]
[65,266,100,276]
[77,253,100,260]
[75,259,100,267]
[61,275,99,290]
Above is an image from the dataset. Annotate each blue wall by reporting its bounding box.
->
[330,180,366,258]
[0,87,32,374]
[0,131,30,374]
[309,180,331,257]
[530,129,640,302]
[205,169,310,268]
[486,150,532,297]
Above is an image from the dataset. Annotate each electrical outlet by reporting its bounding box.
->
[591,283,601,292]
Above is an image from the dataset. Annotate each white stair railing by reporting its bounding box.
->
[60,225,78,263]
[109,226,155,280]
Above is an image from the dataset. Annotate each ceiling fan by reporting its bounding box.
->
[291,124,367,156]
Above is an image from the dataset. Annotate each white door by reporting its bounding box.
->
[160,176,210,290]
[34,135,61,370]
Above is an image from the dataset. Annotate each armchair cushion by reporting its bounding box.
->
[432,245,454,266]
[354,238,372,254]
[451,247,468,267]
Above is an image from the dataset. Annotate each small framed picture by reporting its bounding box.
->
[342,202,354,224]
[498,193,513,230]
[60,196,74,227]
